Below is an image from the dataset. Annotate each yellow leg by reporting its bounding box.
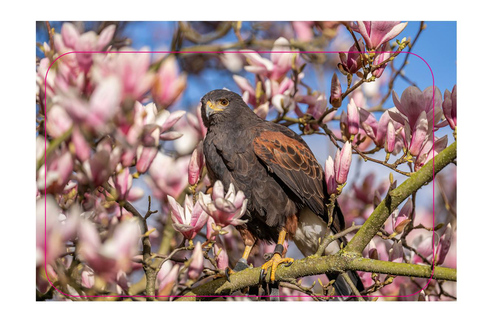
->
[261,229,294,282]
[242,245,253,260]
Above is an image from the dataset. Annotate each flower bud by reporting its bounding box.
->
[329,73,342,108]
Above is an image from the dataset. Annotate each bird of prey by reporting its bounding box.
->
[200,89,363,297]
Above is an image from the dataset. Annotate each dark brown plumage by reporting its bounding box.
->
[200,89,362,297]
[201,89,343,243]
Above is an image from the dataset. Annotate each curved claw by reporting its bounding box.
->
[260,253,294,283]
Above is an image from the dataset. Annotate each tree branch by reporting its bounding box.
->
[175,254,456,301]
[345,141,457,253]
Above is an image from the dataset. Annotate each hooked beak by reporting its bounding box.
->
[205,100,225,118]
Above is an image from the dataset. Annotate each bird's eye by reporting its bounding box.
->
[219,99,229,107]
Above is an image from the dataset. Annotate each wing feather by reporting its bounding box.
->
[253,130,344,232]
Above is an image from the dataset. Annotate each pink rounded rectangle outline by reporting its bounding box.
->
[41,49,440,300]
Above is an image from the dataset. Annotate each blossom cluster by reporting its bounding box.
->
[36,21,456,301]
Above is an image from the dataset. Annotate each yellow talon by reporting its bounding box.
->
[261,253,294,282]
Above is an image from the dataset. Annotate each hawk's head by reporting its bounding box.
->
[200,89,253,127]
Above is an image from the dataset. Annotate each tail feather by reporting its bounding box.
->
[327,270,366,301]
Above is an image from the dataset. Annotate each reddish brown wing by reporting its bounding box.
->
[253,130,339,230]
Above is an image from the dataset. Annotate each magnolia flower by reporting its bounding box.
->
[167,195,209,240]
[392,198,413,234]
[292,21,315,41]
[346,98,360,137]
[188,142,205,185]
[385,120,396,153]
[156,260,180,298]
[187,242,204,280]
[435,224,453,265]
[372,43,391,78]
[152,55,187,108]
[242,37,298,81]
[82,149,118,187]
[60,75,122,130]
[390,86,443,156]
[77,218,141,280]
[442,85,457,129]
[198,181,248,227]
[45,104,73,138]
[54,22,116,71]
[388,240,404,263]
[334,141,352,185]
[72,127,91,162]
[351,21,408,51]
[36,196,65,267]
[113,168,143,201]
[329,73,342,108]
[414,135,448,171]
[37,147,73,194]
[95,48,155,101]
[338,40,365,75]
[325,156,337,195]
[145,153,190,200]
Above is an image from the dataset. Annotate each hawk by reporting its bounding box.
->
[200,89,363,297]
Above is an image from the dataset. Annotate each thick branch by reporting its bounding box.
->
[345,141,457,253]
[176,254,456,301]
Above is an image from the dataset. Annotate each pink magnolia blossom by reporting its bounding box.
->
[233,75,257,106]
[334,141,352,185]
[188,142,205,185]
[167,195,209,240]
[338,40,365,75]
[295,92,335,131]
[435,223,453,265]
[292,21,315,41]
[82,149,117,187]
[72,127,91,162]
[414,135,448,171]
[390,86,443,156]
[77,218,141,280]
[392,198,413,234]
[113,168,133,201]
[45,105,72,138]
[388,240,404,263]
[242,37,298,81]
[156,261,180,298]
[120,101,185,171]
[372,43,391,78]
[220,51,244,73]
[36,196,65,267]
[442,85,457,129]
[145,153,190,200]
[270,77,296,113]
[198,181,248,227]
[347,98,360,137]
[54,23,116,71]
[351,21,408,50]
[370,109,405,155]
[95,48,154,101]
[325,156,337,195]
[37,147,73,194]
[152,55,187,108]
[385,120,396,153]
[329,73,342,108]
[187,242,205,280]
[61,75,122,130]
